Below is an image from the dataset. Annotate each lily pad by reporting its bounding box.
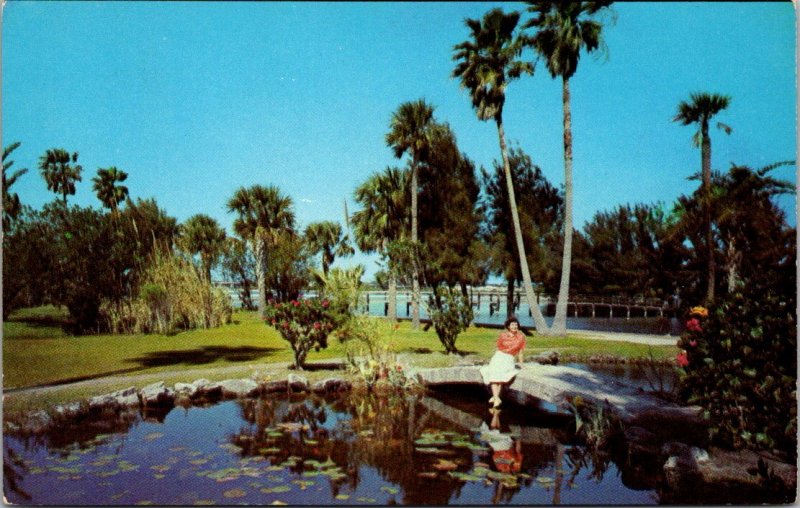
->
[260,486,291,494]
[144,432,164,441]
[223,488,247,498]
[335,494,350,500]
[380,486,399,495]
[259,448,281,455]
[432,459,458,472]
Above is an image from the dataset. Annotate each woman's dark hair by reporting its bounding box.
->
[504,316,520,329]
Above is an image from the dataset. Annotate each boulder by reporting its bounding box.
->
[139,382,175,408]
[53,401,87,419]
[311,377,352,394]
[263,380,289,393]
[211,379,260,398]
[625,426,661,457]
[88,386,140,409]
[22,409,52,434]
[175,378,212,398]
[287,373,309,392]
[530,351,559,365]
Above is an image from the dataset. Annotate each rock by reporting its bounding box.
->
[530,351,559,365]
[212,379,260,398]
[23,409,52,434]
[139,382,175,408]
[287,374,309,392]
[175,378,211,398]
[625,426,660,457]
[88,386,140,409]
[311,377,352,394]
[416,366,483,385]
[53,401,86,419]
[262,380,289,393]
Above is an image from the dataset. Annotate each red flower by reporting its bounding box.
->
[313,322,321,330]
[282,321,289,328]
[271,319,277,325]
[291,300,300,307]
[321,299,329,308]
[689,339,697,347]
[685,318,702,332]
[676,350,689,367]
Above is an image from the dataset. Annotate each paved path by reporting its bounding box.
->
[567,329,677,346]
[415,363,695,423]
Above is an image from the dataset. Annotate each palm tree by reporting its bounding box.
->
[352,166,410,322]
[178,214,227,281]
[673,92,732,305]
[452,8,551,333]
[39,148,83,208]
[91,166,129,214]
[2,142,28,232]
[304,220,354,276]
[227,184,295,316]
[386,99,437,329]
[524,1,613,335]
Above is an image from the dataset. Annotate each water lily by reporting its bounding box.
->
[686,318,702,332]
[676,350,689,367]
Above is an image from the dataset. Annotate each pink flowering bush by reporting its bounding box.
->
[264,298,338,369]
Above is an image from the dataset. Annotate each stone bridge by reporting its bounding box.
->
[414,363,700,427]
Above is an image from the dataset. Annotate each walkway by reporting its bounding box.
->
[414,363,696,424]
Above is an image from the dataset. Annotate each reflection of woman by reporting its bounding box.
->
[480,316,526,408]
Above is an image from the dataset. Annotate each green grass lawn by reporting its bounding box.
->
[4,306,677,391]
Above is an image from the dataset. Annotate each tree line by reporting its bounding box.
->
[2,2,795,337]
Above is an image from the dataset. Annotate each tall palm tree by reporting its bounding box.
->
[227,184,295,316]
[673,92,731,305]
[39,148,83,208]
[352,166,410,322]
[386,99,438,329]
[304,220,354,276]
[91,166,129,214]
[178,214,227,281]
[524,1,613,335]
[452,8,551,333]
[2,142,28,233]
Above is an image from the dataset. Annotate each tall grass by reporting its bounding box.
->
[102,249,232,334]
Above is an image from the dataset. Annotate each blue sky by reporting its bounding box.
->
[3,1,796,280]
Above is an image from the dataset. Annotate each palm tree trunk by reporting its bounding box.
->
[410,161,421,329]
[388,271,398,322]
[496,116,550,333]
[552,77,574,336]
[254,235,268,318]
[506,277,515,320]
[701,124,715,305]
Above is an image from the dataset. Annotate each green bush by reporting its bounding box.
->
[677,287,796,459]
[264,298,338,369]
[103,250,232,334]
[426,286,473,354]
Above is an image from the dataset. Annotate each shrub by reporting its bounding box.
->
[677,288,797,459]
[264,298,337,369]
[337,316,412,390]
[426,286,474,354]
[103,250,232,334]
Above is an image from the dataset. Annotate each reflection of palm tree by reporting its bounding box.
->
[352,167,410,322]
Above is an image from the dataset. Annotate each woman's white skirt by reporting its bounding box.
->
[480,350,518,384]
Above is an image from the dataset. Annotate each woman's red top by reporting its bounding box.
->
[496,330,526,356]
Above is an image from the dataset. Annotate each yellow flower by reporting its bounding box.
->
[690,306,709,318]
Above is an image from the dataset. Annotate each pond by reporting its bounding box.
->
[4,391,662,505]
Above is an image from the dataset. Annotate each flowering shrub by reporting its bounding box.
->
[263,298,338,369]
[676,289,796,459]
[338,316,414,390]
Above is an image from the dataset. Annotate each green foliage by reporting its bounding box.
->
[220,236,257,310]
[103,249,233,334]
[264,298,338,369]
[426,286,474,354]
[313,265,366,320]
[3,142,29,232]
[38,148,82,207]
[177,213,227,281]
[304,221,354,276]
[338,316,411,390]
[677,286,797,458]
[91,166,129,212]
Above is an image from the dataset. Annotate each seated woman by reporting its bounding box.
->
[479,315,526,408]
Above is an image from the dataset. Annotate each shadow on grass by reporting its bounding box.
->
[128,345,281,368]
[5,314,70,329]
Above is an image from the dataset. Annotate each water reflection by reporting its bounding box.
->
[5,391,659,505]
